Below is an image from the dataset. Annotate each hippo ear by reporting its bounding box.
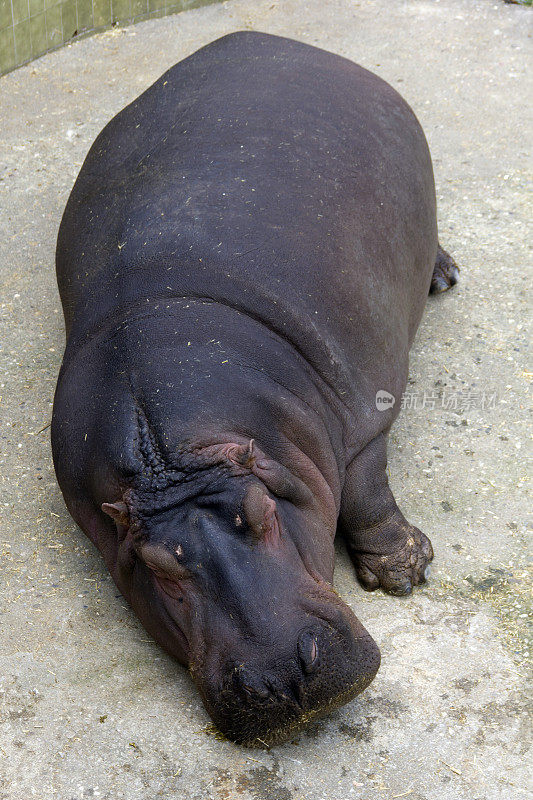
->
[102,501,130,527]
[229,439,256,468]
[243,483,279,543]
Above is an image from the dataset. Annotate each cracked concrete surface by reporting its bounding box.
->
[0,0,531,798]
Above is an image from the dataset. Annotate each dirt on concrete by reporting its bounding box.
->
[0,0,531,798]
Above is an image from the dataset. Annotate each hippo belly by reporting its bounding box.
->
[52,31,458,746]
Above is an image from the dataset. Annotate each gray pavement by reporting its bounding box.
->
[0,0,531,798]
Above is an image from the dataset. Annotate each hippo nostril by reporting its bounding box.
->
[243,682,269,700]
[298,629,320,675]
[310,638,317,662]
[233,667,270,700]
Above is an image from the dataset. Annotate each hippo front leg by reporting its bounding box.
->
[338,434,433,596]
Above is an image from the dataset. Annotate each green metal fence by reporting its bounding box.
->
[0,0,220,76]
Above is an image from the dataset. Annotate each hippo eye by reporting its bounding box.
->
[140,543,189,580]
[235,515,242,526]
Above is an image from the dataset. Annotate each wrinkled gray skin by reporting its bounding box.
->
[51,32,459,746]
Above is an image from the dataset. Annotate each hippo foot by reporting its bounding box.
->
[430,244,459,294]
[345,512,434,596]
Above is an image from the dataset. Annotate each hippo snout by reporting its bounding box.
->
[199,620,381,746]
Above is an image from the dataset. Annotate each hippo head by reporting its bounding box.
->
[102,439,380,746]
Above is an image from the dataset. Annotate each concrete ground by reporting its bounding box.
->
[0,0,531,798]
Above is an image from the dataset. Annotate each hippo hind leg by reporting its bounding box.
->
[430,244,459,294]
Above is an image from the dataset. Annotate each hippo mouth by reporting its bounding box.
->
[192,614,381,747]
[144,556,380,747]
[235,669,375,748]
[208,652,379,747]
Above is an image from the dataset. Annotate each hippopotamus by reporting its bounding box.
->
[51,31,459,746]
